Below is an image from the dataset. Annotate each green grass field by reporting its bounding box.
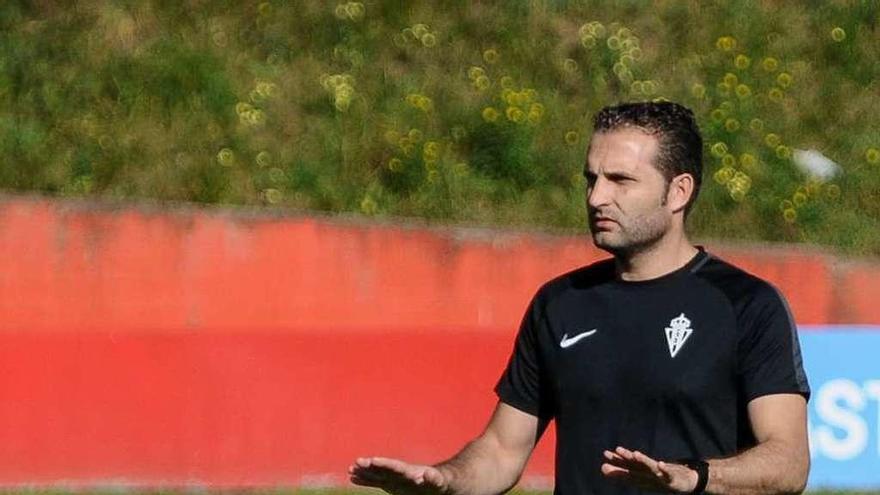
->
[1,1,879,256]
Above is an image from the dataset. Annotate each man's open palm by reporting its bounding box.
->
[349,457,450,495]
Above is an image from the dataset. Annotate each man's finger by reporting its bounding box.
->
[603,449,625,462]
[606,448,652,473]
[615,446,635,459]
[371,457,408,471]
[601,463,630,476]
[602,468,664,491]
[632,450,661,475]
[351,466,395,483]
[350,474,387,488]
[656,461,675,482]
[369,458,423,480]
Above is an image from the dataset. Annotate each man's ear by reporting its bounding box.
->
[667,173,695,213]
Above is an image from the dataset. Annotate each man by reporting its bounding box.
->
[349,101,810,494]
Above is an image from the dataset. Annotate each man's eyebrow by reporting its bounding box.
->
[606,171,636,180]
[582,169,636,180]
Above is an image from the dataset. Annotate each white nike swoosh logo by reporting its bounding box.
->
[559,329,598,348]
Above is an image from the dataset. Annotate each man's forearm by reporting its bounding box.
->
[433,435,521,495]
[706,439,809,495]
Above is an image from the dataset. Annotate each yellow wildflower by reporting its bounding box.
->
[762,57,779,72]
[713,166,735,184]
[775,145,792,159]
[467,66,486,80]
[501,89,516,105]
[711,142,729,158]
[423,141,441,158]
[716,36,736,51]
[776,72,793,88]
[263,188,282,204]
[725,118,740,132]
[217,148,235,166]
[729,187,746,202]
[722,154,736,167]
[412,23,429,39]
[421,33,437,48]
[506,106,525,123]
[749,118,765,132]
[256,151,272,167]
[360,195,378,215]
[606,36,621,50]
[346,2,365,21]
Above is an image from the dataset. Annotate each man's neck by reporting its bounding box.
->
[614,234,699,282]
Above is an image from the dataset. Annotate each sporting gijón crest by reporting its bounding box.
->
[664,313,693,358]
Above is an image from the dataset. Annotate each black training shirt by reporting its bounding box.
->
[494,248,810,495]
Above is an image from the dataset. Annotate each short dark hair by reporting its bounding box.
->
[592,101,703,216]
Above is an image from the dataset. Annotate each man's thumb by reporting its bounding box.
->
[423,467,447,489]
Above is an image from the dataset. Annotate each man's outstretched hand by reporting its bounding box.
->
[349,456,451,495]
[601,446,699,493]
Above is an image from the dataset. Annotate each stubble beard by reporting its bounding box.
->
[589,190,672,258]
[591,210,671,258]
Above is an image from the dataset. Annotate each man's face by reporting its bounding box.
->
[584,128,673,255]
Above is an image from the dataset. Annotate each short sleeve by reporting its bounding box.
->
[736,283,811,403]
[494,293,555,420]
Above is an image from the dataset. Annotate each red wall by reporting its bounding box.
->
[0,196,877,488]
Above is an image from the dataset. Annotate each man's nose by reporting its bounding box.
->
[587,177,610,208]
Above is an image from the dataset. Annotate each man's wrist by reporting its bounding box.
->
[681,459,709,494]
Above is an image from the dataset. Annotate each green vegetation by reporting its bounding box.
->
[1,1,878,254]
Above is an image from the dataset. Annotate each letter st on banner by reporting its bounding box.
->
[801,329,880,489]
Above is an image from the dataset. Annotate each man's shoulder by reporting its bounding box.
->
[696,251,787,309]
[534,257,617,302]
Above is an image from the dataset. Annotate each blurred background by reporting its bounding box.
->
[0,1,878,493]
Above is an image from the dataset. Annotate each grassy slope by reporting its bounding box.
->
[0,1,878,255]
